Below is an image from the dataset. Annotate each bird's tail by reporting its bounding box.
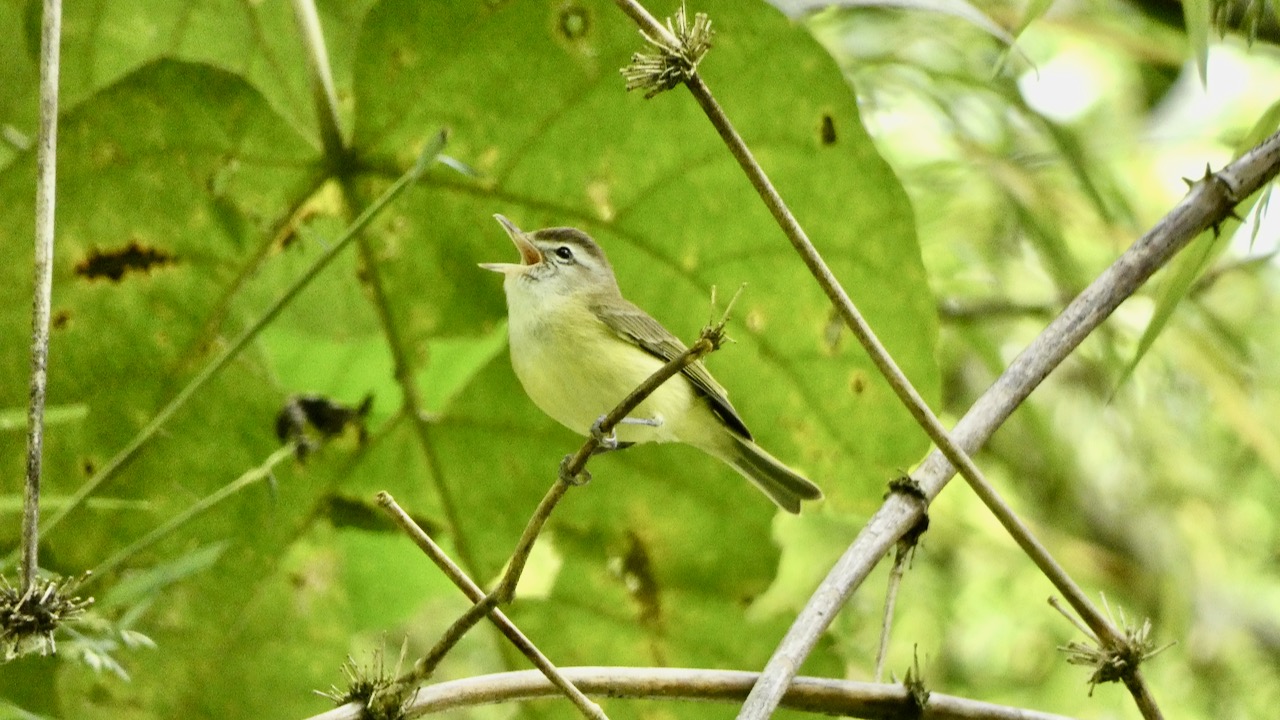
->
[720,434,822,513]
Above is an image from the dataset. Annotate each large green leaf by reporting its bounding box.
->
[343,0,935,707]
[2,0,379,143]
[0,57,339,715]
[0,1,934,717]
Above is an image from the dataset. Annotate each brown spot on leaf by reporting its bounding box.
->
[849,371,867,395]
[820,113,837,145]
[51,310,71,330]
[274,206,320,252]
[82,458,95,477]
[74,241,176,282]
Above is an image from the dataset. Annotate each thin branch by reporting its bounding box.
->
[184,171,332,371]
[612,3,1176,717]
[873,544,909,683]
[375,493,609,720]
[86,444,298,583]
[21,132,446,552]
[21,0,63,593]
[409,318,731,684]
[301,667,1082,720]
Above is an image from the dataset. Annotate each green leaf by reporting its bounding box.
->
[1,2,935,716]
[1012,0,1055,38]
[1117,103,1280,389]
[0,404,87,432]
[97,543,228,613]
[345,0,935,692]
[1183,0,1211,85]
[7,0,379,143]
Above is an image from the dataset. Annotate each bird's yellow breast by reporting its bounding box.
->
[506,298,704,445]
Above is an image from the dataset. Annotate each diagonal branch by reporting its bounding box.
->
[777,135,1280,719]
[375,493,609,720]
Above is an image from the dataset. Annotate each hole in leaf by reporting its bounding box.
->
[74,241,177,282]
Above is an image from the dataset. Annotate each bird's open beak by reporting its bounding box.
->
[480,214,542,274]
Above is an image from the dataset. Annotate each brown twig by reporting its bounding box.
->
[375,493,608,720]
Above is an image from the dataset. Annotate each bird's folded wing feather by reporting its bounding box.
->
[593,299,753,440]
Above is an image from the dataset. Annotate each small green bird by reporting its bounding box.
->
[481,215,822,513]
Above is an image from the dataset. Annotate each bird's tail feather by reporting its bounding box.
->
[723,434,822,513]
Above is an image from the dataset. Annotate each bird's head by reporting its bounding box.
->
[481,214,619,298]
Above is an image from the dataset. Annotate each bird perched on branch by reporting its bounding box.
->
[481,214,822,513]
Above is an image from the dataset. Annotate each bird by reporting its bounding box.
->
[480,214,822,513]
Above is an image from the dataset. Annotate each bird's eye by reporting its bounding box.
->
[554,246,573,261]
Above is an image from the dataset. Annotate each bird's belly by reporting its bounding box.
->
[509,320,698,445]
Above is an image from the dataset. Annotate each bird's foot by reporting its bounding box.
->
[589,416,620,451]
[589,414,663,451]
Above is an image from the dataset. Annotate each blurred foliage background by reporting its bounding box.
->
[0,0,1277,718]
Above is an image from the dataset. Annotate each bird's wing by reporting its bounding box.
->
[592,298,753,440]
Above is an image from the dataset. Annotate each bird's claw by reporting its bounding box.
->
[590,416,619,451]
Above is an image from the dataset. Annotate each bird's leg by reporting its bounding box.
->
[590,414,662,452]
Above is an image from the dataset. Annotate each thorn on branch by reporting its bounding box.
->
[1181,163,1219,191]
[0,573,93,660]
[620,2,714,98]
